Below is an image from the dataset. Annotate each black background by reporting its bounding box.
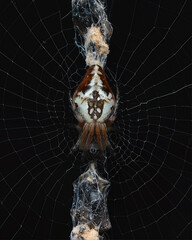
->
[0,0,192,239]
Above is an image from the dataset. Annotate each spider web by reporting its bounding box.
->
[0,0,192,239]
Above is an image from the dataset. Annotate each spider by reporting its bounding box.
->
[70,64,118,153]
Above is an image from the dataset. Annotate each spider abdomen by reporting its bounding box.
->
[73,65,115,123]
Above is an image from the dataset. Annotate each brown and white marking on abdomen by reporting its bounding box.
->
[73,65,115,123]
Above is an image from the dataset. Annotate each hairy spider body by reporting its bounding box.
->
[71,65,118,152]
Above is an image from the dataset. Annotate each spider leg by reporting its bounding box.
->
[84,123,95,151]
[95,122,102,151]
[79,123,90,150]
[100,123,107,151]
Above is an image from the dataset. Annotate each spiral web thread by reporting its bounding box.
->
[0,0,191,239]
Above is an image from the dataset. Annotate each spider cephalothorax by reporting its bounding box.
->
[71,65,118,152]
